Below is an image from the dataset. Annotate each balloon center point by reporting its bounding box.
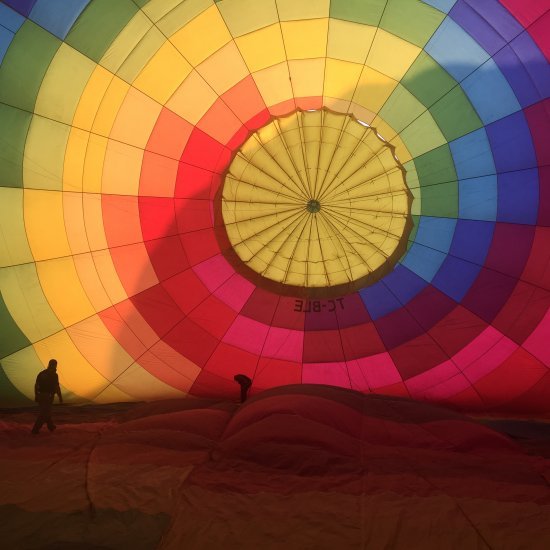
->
[306,199,321,213]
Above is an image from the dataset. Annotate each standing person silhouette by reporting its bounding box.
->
[32,359,63,434]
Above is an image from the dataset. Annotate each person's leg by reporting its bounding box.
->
[45,396,55,431]
[32,396,48,433]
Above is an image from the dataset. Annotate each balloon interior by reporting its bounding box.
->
[0,1,549,548]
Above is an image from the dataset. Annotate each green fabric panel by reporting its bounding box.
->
[401,52,455,107]
[0,21,60,112]
[0,367,34,407]
[133,0,151,6]
[329,0,386,26]
[415,145,458,217]
[65,0,140,62]
[0,292,30,359]
[380,0,444,47]
[0,105,32,189]
[407,214,420,251]
[429,87,483,141]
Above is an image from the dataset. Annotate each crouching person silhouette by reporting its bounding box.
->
[32,359,63,434]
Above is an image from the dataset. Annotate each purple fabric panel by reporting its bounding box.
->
[2,0,37,17]
[463,0,523,41]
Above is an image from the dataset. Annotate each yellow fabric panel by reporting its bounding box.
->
[83,193,108,251]
[113,362,190,401]
[324,58,363,101]
[82,134,108,194]
[34,43,95,125]
[101,140,143,195]
[23,116,69,191]
[91,249,128,305]
[235,24,286,73]
[24,189,71,261]
[73,253,113,311]
[277,0,330,20]
[155,0,212,35]
[367,29,421,81]
[323,96,352,115]
[63,192,90,255]
[72,65,113,131]
[398,110,447,158]
[93,384,135,404]
[117,25,166,83]
[36,256,96,326]
[67,315,134,381]
[91,77,130,137]
[252,61,293,106]
[196,41,250,96]
[142,0,187,21]
[1,347,45,401]
[63,127,88,193]
[110,88,162,149]
[0,188,33,267]
[166,70,218,125]
[133,40,193,104]
[100,11,153,74]
[326,19,376,64]
[33,330,113,401]
[288,58,325,98]
[0,263,62,342]
[348,102,376,125]
[216,0,278,37]
[281,19,328,60]
[170,5,231,67]
[352,67,398,115]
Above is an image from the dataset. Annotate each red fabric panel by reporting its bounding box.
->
[340,323,385,360]
[390,333,450,380]
[203,342,258,381]
[146,107,193,158]
[99,306,147,360]
[374,308,424,349]
[522,227,550,289]
[502,370,550,415]
[473,347,547,408]
[175,198,212,233]
[162,269,210,314]
[187,295,237,339]
[271,296,305,330]
[303,330,345,363]
[102,195,141,247]
[241,288,280,324]
[175,163,219,200]
[179,228,219,266]
[406,285,456,330]
[253,357,302,389]
[484,223,534,278]
[428,305,487,357]
[536,165,550,226]
[130,285,184,337]
[372,381,410,398]
[163,318,219,368]
[180,127,227,171]
[144,236,189,281]
[461,268,517,323]
[139,197,177,241]
[295,96,324,111]
[221,75,268,126]
[492,282,550,344]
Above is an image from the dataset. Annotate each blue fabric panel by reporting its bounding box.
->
[400,242,447,282]
[461,59,521,124]
[2,0,37,17]
[459,175,497,221]
[381,265,427,306]
[0,3,25,32]
[360,281,402,321]
[432,255,482,302]
[497,168,538,225]
[422,0,458,14]
[425,18,489,82]
[493,45,543,108]
[486,110,537,173]
[0,26,14,63]
[29,0,91,39]
[450,128,495,179]
[449,219,494,265]
[414,216,457,253]
[510,32,550,103]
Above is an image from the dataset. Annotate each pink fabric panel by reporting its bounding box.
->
[214,273,255,311]
[263,327,304,362]
[462,337,519,384]
[193,254,235,292]
[451,326,504,369]
[405,360,463,395]
[223,315,269,355]
[351,353,401,389]
[522,308,550,367]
